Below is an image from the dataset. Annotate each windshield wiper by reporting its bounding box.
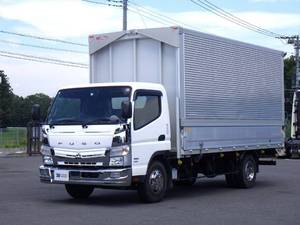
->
[83,118,113,126]
[50,119,83,126]
[83,115,123,125]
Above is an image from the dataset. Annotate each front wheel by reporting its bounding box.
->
[137,161,168,203]
[65,184,94,199]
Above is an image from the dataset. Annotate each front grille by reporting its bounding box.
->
[53,155,109,167]
[57,161,103,166]
[64,154,104,159]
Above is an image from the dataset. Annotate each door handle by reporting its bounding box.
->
[158,135,165,141]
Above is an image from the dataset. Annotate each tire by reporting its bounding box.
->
[137,161,168,203]
[225,154,257,188]
[236,154,257,188]
[65,184,94,199]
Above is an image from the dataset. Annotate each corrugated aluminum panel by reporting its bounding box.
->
[180,29,284,154]
[182,31,283,122]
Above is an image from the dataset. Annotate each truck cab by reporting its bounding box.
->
[40,82,172,201]
[286,90,300,157]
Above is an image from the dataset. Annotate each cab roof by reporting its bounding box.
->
[60,82,165,92]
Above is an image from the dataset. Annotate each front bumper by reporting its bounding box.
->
[39,165,131,187]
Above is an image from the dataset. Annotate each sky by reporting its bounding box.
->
[0,0,299,97]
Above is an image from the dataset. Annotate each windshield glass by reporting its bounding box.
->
[47,86,131,125]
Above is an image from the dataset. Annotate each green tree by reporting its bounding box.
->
[0,70,13,128]
[24,93,52,122]
[9,95,26,127]
[10,93,52,126]
[284,56,296,119]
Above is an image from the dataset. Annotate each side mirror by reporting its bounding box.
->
[31,104,41,121]
[121,101,132,119]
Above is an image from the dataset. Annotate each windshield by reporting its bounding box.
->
[47,86,131,125]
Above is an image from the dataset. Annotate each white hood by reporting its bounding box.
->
[44,124,120,156]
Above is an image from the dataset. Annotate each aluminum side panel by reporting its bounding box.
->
[180,30,284,154]
[182,32,283,121]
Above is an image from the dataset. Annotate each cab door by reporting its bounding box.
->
[131,89,171,176]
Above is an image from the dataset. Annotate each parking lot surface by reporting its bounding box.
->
[0,156,299,225]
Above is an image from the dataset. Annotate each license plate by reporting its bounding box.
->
[54,170,69,182]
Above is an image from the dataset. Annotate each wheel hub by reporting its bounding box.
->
[149,169,164,193]
[245,161,255,181]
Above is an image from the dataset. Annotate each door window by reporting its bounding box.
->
[134,94,161,130]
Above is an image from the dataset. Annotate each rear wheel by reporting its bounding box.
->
[65,184,94,199]
[225,154,257,188]
[137,161,168,203]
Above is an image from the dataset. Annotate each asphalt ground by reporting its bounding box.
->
[0,156,299,225]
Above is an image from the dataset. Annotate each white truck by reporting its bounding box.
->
[286,90,300,157]
[39,27,284,202]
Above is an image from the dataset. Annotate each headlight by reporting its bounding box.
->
[112,127,127,146]
[43,155,53,165]
[41,144,51,156]
[110,145,130,157]
[109,157,124,166]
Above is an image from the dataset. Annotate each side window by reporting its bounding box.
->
[134,95,161,130]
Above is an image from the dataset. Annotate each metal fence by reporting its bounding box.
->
[0,125,42,156]
[0,127,27,148]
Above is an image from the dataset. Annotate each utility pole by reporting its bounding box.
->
[281,35,300,88]
[294,35,300,88]
[281,35,300,154]
[122,0,128,31]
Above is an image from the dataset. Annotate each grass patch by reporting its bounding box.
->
[285,119,291,139]
[0,127,27,148]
